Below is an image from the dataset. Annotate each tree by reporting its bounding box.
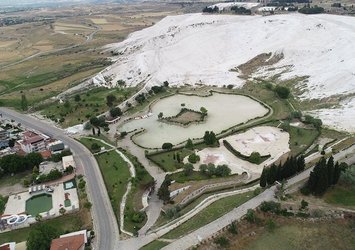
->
[91,143,100,152]
[249,152,261,164]
[162,142,173,150]
[274,85,290,99]
[199,164,208,174]
[200,107,207,114]
[158,177,171,203]
[27,224,60,250]
[203,131,217,146]
[188,153,200,164]
[183,163,194,176]
[260,167,268,187]
[110,107,122,118]
[59,207,66,215]
[90,117,100,127]
[158,112,163,119]
[185,138,194,149]
[21,94,28,111]
[215,164,231,177]
[228,221,238,235]
[245,209,257,223]
[74,94,81,102]
[300,199,308,210]
[106,94,117,107]
[64,100,70,109]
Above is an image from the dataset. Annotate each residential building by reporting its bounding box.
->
[18,131,48,153]
[0,242,16,250]
[50,230,87,250]
[48,141,65,153]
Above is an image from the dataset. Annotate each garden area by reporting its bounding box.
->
[94,150,130,225]
[41,86,136,127]
[161,191,254,239]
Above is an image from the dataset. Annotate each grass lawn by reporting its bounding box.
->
[79,137,112,153]
[147,143,212,172]
[323,185,355,207]
[119,148,154,233]
[41,86,136,127]
[147,148,193,172]
[140,240,169,250]
[246,220,355,250]
[162,191,254,239]
[95,150,130,224]
[288,126,319,156]
[0,213,84,244]
[0,171,31,188]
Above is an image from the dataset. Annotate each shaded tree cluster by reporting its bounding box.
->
[0,153,43,177]
[202,6,219,13]
[231,6,251,15]
[298,5,324,14]
[203,131,218,146]
[260,155,305,187]
[303,156,346,195]
[199,163,231,177]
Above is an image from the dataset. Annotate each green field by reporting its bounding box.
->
[288,126,319,156]
[147,143,210,172]
[324,185,355,207]
[162,191,254,239]
[95,150,130,224]
[79,137,112,152]
[246,221,355,250]
[140,240,169,250]
[0,213,84,244]
[120,149,154,233]
[41,86,136,127]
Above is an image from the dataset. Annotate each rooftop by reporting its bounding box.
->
[50,234,85,250]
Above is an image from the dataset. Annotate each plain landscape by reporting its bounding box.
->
[0,1,354,250]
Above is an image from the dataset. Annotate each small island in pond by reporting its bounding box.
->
[159,107,207,126]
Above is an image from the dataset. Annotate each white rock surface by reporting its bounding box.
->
[96,13,355,132]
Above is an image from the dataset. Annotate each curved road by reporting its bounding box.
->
[0,107,119,250]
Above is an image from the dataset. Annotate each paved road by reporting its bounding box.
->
[0,107,119,250]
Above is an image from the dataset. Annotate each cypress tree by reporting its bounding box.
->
[314,158,328,195]
[260,168,268,187]
[176,153,181,163]
[297,155,305,172]
[267,164,277,185]
[333,162,341,185]
[327,156,334,185]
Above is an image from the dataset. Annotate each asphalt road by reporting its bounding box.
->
[0,107,119,250]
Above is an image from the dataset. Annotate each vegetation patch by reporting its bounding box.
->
[41,86,136,127]
[160,108,207,126]
[140,240,169,250]
[94,150,130,224]
[162,191,254,239]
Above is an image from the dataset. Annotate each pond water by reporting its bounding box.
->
[119,93,269,148]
